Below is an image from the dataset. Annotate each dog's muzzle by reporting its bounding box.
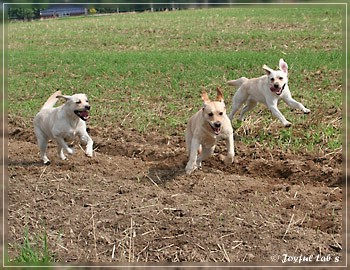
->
[270,83,286,96]
[74,106,90,121]
[209,121,222,135]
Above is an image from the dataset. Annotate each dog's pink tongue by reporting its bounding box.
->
[80,111,89,120]
[214,127,221,135]
[270,87,282,95]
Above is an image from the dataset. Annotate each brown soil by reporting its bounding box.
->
[7,116,344,264]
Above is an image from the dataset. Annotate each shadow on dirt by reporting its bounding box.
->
[8,159,43,167]
[144,164,186,184]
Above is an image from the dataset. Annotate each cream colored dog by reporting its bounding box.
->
[33,91,93,165]
[185,88,235,175]
[228,59,310,127]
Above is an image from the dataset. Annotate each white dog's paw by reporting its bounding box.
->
[67,147,74,154]
[219,154,234,165]
[85,149,93,157]
[185,164,197,175]
[43,158,51,165]
[303,108,311,114]
[284,121,292,128]
[59,150,67,160]
[224,155,234,166]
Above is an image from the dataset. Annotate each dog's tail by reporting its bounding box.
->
[41,90,62,110]
[227,77,248,87]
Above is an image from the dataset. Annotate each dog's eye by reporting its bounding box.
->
[219,112,223,116]
[76,100,82,104]
[270,78,275,82]
[279,77,283,80]
[208,112,214,117]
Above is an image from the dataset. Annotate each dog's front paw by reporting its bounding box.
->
[67,147,74,154]
[86,149,93,157]
[224,155,234,166]
[185,164,197,175]
[284,121,292,128]
[303,108,311,114]
[43,160,51,165]
[219,154,234,165]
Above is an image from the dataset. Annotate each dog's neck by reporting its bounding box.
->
[70,115,82,129]
[60,106,82,129]
[201,120,218,139]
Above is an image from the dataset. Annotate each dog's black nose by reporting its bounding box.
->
[274,84,279,89]
[214,122,221,128]
[85,105,91,110]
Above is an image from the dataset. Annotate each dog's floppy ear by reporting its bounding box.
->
[56,94,72,102]
[216,87,224,103]
[279,58,288,74]
[263,64,274,75]
[53,90,62,98]
[201,90,210,106]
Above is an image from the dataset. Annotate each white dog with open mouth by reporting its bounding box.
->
[227,59,310,127]
[33,91,93,165]
[185,88,235,175]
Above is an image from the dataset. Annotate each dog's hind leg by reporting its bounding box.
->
[39,139,50,165]
[229,89,247,120]
[239,99,257,121]
[34,128,50,164]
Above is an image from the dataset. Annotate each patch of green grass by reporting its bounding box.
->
[6,6,343,154]
[11,227,54,264]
